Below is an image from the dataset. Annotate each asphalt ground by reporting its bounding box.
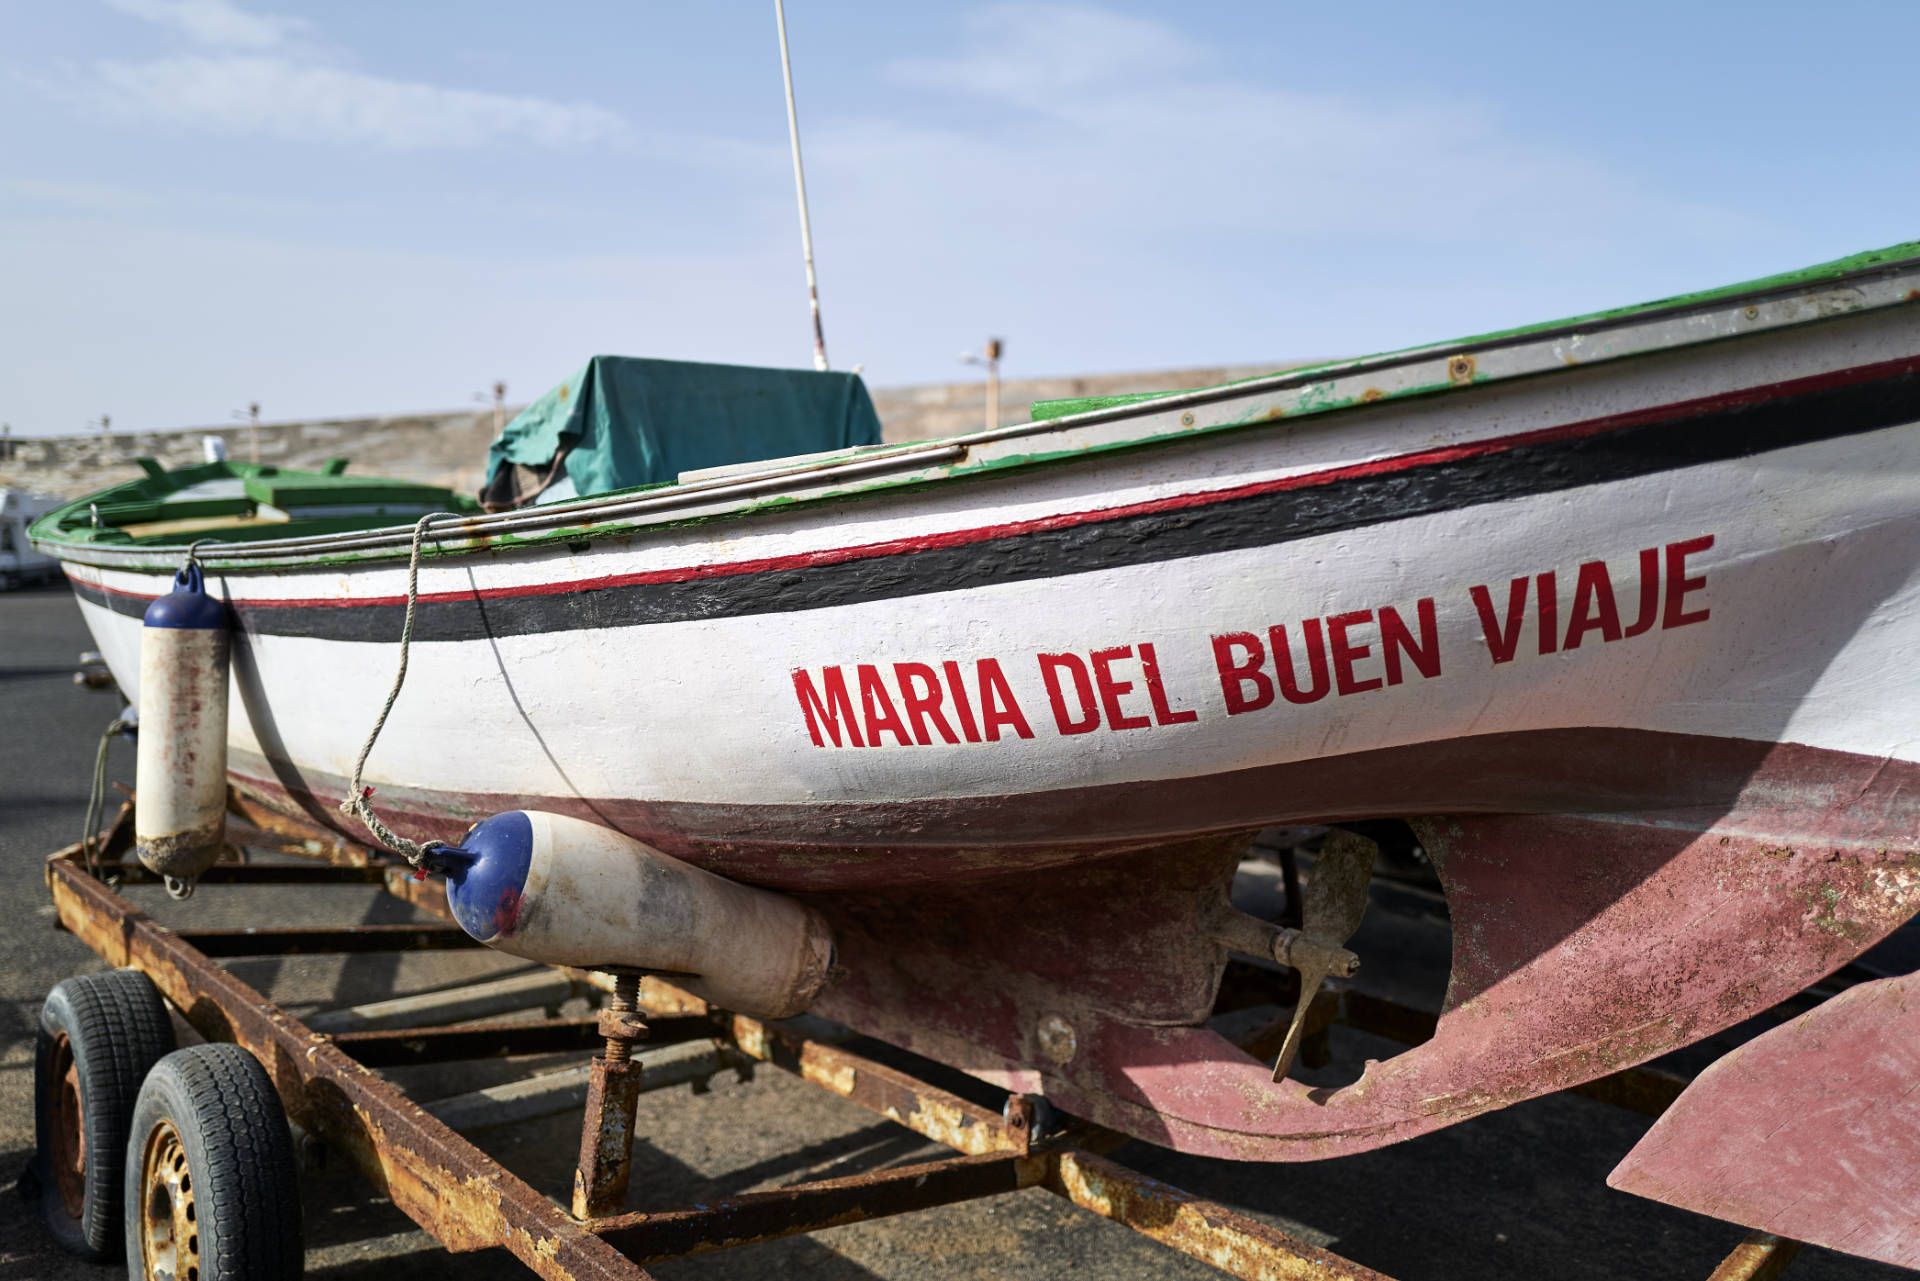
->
[0,580,1905,1281]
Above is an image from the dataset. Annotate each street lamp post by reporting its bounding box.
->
[475,381,508,435]
[960,338,1005,433]
[232,403,260,463]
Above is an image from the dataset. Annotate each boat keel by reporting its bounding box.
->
[809,812,1920,1161]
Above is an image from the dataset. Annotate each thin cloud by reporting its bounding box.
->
[90,54,628,150]
[870,3,1737,245]
[890,3,1202,105]
[103,0,308,50]
[81,0,626,150]
[0,177,154,212]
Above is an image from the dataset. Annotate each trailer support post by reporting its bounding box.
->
[573,971,648,1219]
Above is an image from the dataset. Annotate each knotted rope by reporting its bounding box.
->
[338,512,460,871]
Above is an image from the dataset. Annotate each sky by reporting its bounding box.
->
[2,0,1916,435]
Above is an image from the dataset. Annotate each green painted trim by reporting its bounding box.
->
[1031,238,1920,422]
[1031,391,1171,421]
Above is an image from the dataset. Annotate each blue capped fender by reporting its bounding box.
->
[441,810,534,943]
[142,562,228,630]
[433,809,837,1019]
[134,556,231,890]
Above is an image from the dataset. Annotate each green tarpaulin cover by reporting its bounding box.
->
[483,355,884,501]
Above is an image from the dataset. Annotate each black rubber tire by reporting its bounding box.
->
[33,969,176,1260]
[123,1044,304,1280]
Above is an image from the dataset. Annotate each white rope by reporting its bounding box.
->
[337,512,453,867]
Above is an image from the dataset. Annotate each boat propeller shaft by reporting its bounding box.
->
[1215,829,1376,1081]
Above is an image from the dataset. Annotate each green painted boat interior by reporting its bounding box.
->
[35,459,479,547]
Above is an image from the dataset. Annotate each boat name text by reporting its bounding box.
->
[790,535,1713,747]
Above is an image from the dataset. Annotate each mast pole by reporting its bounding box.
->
[774,0,829,371]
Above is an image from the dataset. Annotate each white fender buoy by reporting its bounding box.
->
[440,811,835,1020]
[134,562,230,893]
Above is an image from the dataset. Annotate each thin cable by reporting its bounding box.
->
[80,717,129,878]
[775,0,829,371]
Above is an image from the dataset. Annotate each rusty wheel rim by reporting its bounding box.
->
[46,1031,86,1220]
[139,1119,200,1281]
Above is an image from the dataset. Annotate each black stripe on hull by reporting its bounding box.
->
[70,365,1920,640]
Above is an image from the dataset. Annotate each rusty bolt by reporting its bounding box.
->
[1447,354,1475,385]
[1002,1095,1035,1154]
[598,1007,649,1043]
[1180,412,1195,426]
[599,972,646,1063]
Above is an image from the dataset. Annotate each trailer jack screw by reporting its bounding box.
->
[572,971,647,1220]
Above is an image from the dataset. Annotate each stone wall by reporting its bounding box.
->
[0,361,1294,501]
[867,361,1288,443]
[0,411,503,502]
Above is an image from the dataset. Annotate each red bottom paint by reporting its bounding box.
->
[803,811,1916,1163]
[228,727,1920,1165]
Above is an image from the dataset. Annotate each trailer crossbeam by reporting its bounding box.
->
[328,1016,715,1068]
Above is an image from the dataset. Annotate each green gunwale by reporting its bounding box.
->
[1032,239,1920,421]
[32,237,1920,574]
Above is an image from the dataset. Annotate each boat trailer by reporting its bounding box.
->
[36,794,1831,1281]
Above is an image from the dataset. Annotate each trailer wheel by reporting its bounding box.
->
[33,970,176,1260]
[124,1044,303,1280]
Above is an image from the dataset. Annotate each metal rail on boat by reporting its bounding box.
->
[35,797,1822,1280]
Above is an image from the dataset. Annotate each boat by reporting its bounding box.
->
[31,245,1920,1223]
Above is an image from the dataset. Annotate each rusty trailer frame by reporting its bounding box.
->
[44,798,1806,1281]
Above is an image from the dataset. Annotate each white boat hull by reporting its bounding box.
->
[65,302,1920,886]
